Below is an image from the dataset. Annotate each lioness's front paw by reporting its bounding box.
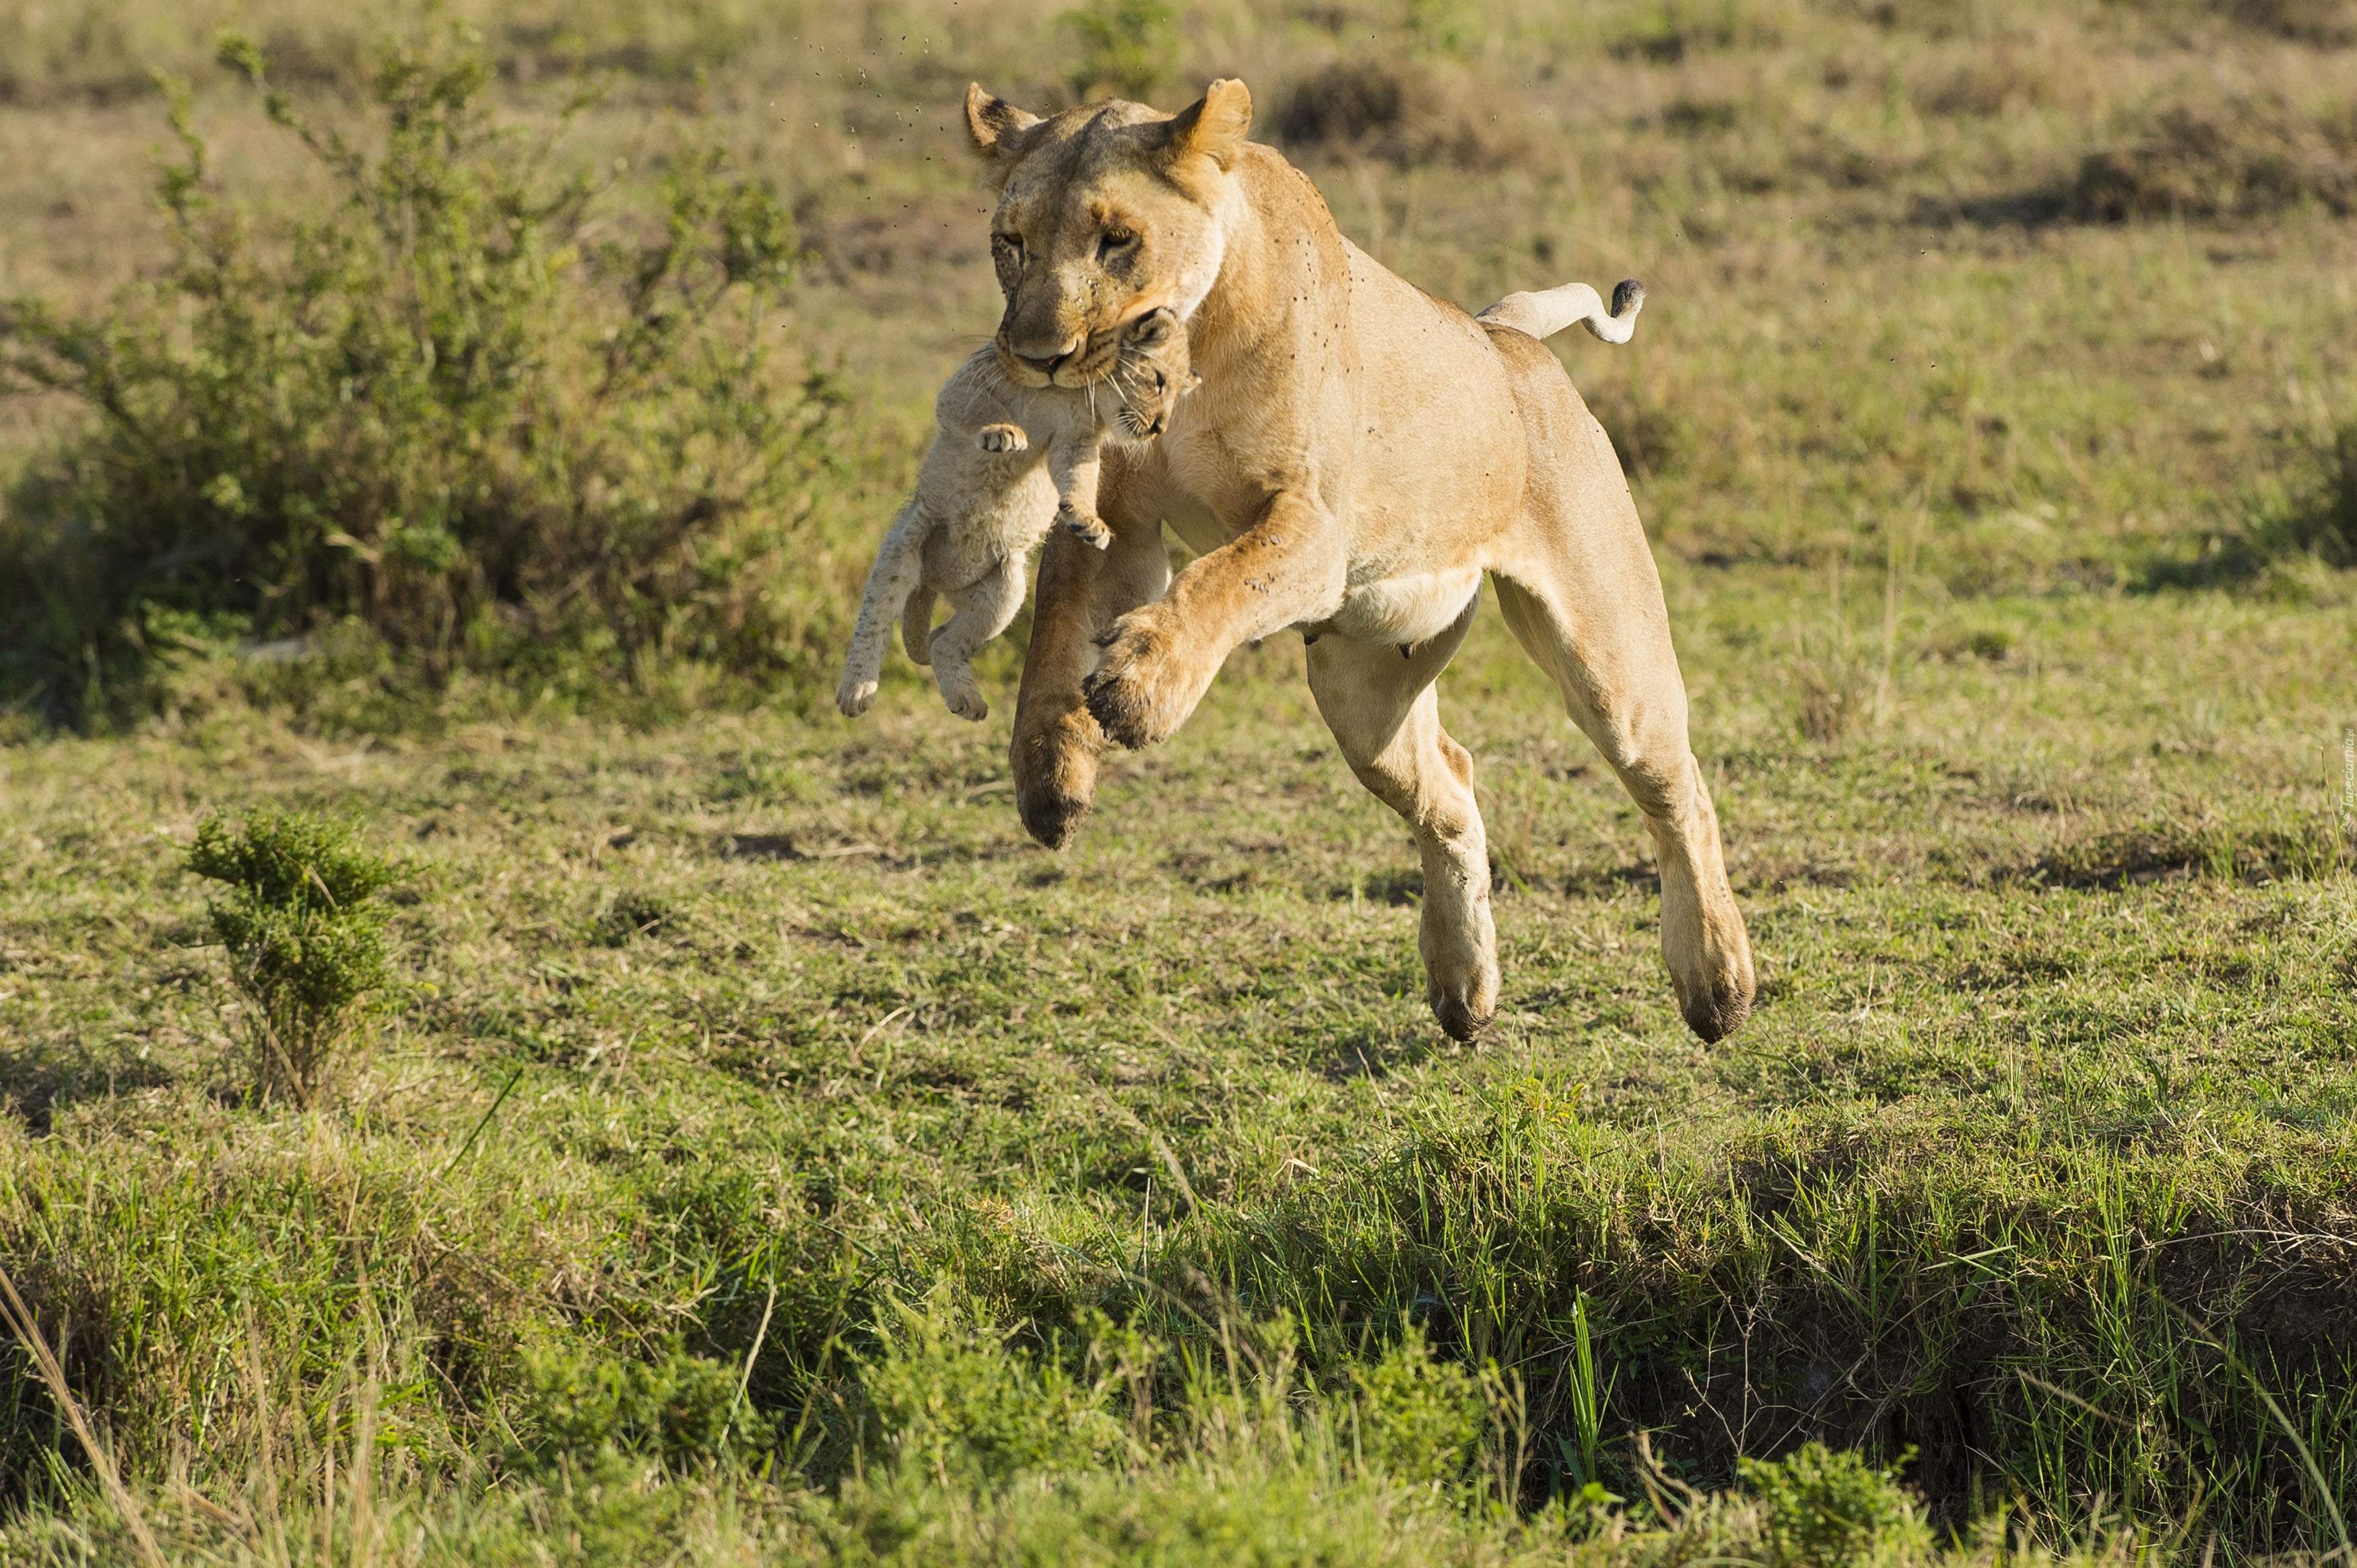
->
[1080,607,1208,750]
[836,678,878,717]
[976,423,1028,454]
[1057,504,1113,551]
[1014,706,1104,850]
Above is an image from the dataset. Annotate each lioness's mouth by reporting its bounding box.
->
[1053,326,1129,388]
[995,308,1164,389]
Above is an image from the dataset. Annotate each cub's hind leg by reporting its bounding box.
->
[927,555,1029,722]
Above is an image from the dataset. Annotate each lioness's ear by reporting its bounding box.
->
[965,83,1042,179]
[1164,79,1253,170]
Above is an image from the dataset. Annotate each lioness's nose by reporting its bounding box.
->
[1007,331,1086,377]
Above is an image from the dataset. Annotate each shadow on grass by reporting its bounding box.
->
[0,1044,174,1135]
[1914,88,2357,232]
[2135,423,2357,592]
[2022,817,2346,889]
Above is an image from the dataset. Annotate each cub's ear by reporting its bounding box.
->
[1164,79,1252,170]
[1125,307,1178,349]
[965,83,1042,181]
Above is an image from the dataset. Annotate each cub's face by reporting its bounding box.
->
[1110,308,1195,442]
[964,81,1253,389]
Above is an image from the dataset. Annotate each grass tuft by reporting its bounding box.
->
[2069,91,2357,221]
[1269,54,1528,170]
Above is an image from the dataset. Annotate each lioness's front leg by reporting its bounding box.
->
[1009,502,1170,849]
[1083,488,1348,750]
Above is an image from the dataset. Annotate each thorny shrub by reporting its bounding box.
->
[186,809,395,1104]
[0,25,829,728]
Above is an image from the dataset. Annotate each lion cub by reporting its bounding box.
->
[837,308,1194,722]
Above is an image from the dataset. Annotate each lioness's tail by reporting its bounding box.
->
[1477,279,1646,345]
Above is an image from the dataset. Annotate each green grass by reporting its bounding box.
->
[1,584,2351,1558]
[0,0,2355,1560]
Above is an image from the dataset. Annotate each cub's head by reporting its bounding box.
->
[964,79,1251,389]
[1108,307,1196,442]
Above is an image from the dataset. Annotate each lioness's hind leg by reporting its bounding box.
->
[1307,596,1496,1043]
[1490,561,1755,1042]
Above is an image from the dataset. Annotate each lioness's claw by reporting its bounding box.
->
[1081,609,1207,750]
[1433,994,1491,1044]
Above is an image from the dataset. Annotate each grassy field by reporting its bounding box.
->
[1,0,2356,1561]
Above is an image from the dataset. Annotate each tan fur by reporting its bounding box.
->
[966,80,1757,1043]
[836,311,1193,723]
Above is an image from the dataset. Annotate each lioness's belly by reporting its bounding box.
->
[1301,566,1482,647]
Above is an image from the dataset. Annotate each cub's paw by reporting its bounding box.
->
[1057,504,1113,551]
[976,423,1028,454]
[836,677,878,718]
[935,667,990,722]
[1080,607,1205,750]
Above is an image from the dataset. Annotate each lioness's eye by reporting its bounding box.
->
[993,233,1023,259]
[1098,230,1137,260]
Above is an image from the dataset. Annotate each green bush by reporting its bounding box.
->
[1738,1443,1931,1568]
[1059,0,1178,104]
[2069,92,2357,221]
[0,24,826,729]
[1348,1327,1486,1495]
[862,1291,1127,1484]
[186,809,395,1104]
[515,1339,772,1472]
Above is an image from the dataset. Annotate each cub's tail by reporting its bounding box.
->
[1477,279,1646,345]
[900,586,936,666]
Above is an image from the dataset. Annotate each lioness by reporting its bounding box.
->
[836,307,1195,723]
[967,80,1756,1043]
